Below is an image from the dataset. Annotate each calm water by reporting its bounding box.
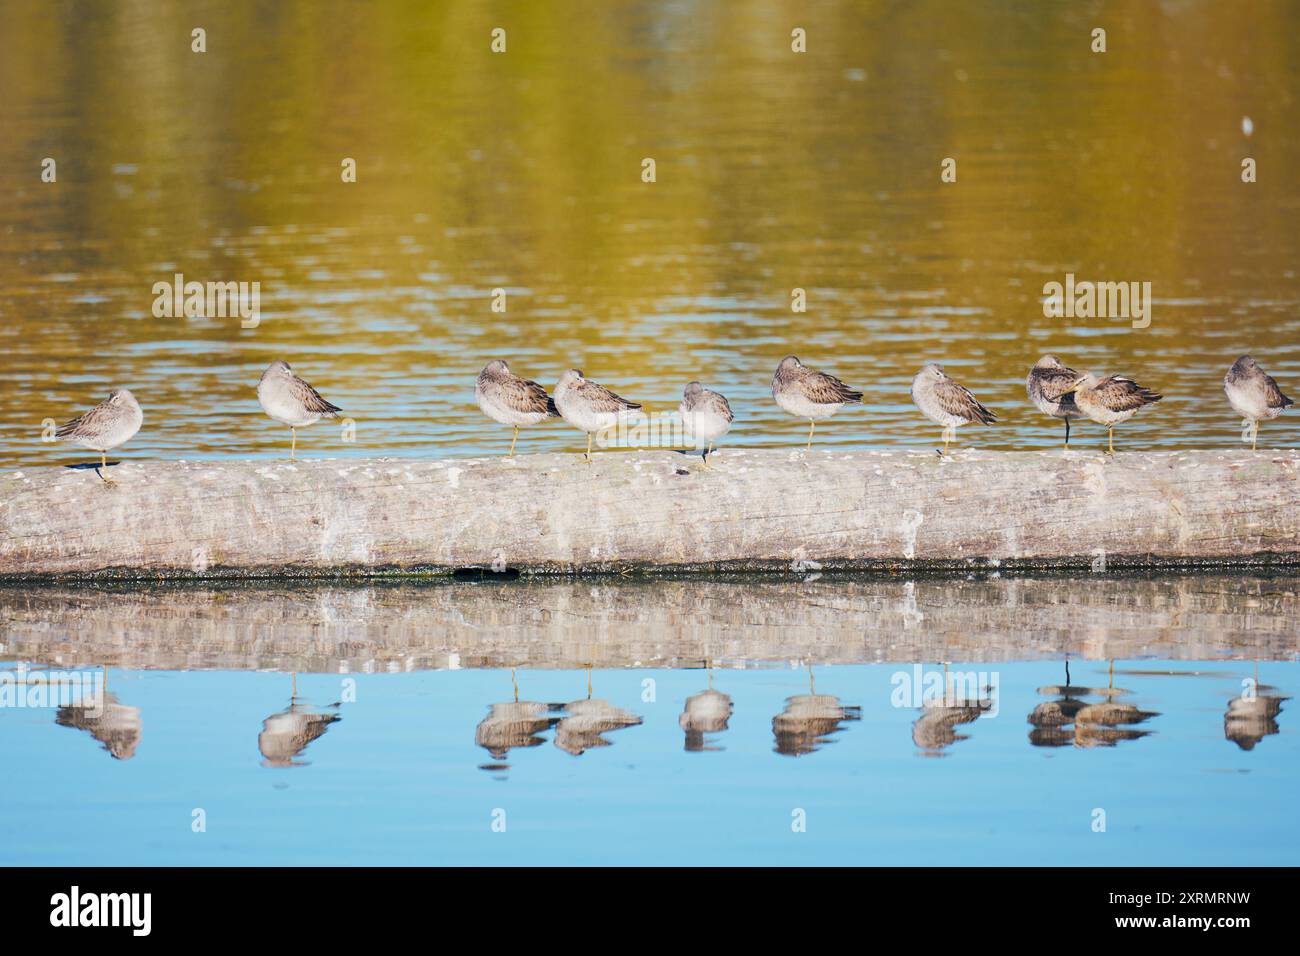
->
[1,576,1296,865]
[0,658,1294,866]
[3,1,1300,467]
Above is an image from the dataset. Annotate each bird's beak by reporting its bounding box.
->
[1068,376,1088,390]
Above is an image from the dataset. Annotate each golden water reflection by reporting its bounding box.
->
[3,2,1299,466]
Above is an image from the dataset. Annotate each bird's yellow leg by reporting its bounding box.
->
[1107,427,1114,455]
[586,432,593,462]
[98,450,115,484]
[509,425,519,457]
[291,427,297,460]
[1252,422,1259,452]
[806,420,815,449]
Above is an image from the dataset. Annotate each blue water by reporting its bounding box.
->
[0,661,1293,866]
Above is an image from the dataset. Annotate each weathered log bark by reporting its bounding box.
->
[2,449,1298,577]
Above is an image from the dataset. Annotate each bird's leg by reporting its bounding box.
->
[512,667,519,703]
[509,425,519,457]
[291,427,297,460]
[1107,427,1114,455]
[1064,418,1070,449]
[97,450,115,485]
[292,672,299,701]
[1252,421,1259,452]
[806,420,815,450]
[585,432,593,462]
[586,665,593,700]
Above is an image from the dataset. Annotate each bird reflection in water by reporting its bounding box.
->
[1224,664,1290,751]
[258,673,341,768]
[680,658,734,753]
[772,666,861,757]
[912,662,994,757]
[554,668,643,756]
[475,669,562,771]
[55,667,142,761]
[1028,659,1158,749]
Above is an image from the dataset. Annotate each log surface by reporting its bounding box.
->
[2,448,1299,577]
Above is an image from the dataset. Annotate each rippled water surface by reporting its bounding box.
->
[2,1,1299,466]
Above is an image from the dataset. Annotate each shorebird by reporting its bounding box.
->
[679,661,733,752]
[256,360,341,459]
[1069,372,1162,453]
[771,356,863,449]
[1224,669,1289,751]
[679,381,733,464]
[680,688,733,752]
[1027,354,1083,448]
[54,669,142,760]
[56,388,143,483]
[1224,355,1293,451]
[475,360,559,456]
[552,368,642,460]
[910,364,996,454]
[474,670,560,766]
[475,701,557,762]
[771,668,861,757]
[911,663,992,755]
[257,674,341,768]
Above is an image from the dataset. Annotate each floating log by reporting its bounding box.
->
[1,448,1299,578]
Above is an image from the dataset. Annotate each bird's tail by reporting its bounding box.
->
[547,396,559,416]
[54,418,80,438]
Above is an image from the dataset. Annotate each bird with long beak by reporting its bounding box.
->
[1069,372,1162,454]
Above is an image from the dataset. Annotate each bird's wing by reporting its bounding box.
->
[56,399,115,438]
[1097,376,1161,410]
[1035,365,1080,401]
[935,378,997,424]
[1262,373,1294,409]
[502,377,557,416]
[289,374,341,415]
[709,390,735,423]
[803,369,863,404]
[578,378,640,411]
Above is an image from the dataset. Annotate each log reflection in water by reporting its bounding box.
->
[2,575,1297,673]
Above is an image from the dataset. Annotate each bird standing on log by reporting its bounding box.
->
[771,356,863,450]
[1027,354,1083,448]
[1224,355,1292,451]
[553,368,643,461]
[56,388,143,484]
[911,364,996,455]
[475,360,559,456]
[256,360,341,460]
[679,381,733,465]
[1069,372,1162,454]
